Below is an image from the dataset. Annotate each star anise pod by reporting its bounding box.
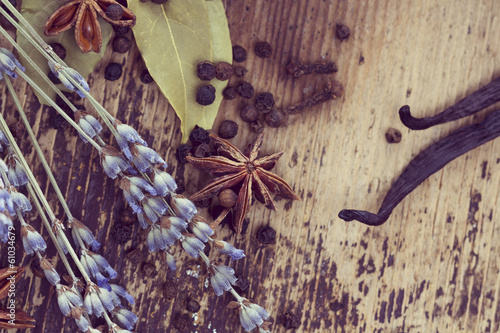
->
[187,133,300,233]
[44,0,136,53]
[0,266,36,329]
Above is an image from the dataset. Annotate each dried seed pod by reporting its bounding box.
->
[215,62,234,81]
[254,41,272,58]
[240,105,259,122]
[265,108,286,128]
[195,84,216,105]
[255,92,275,112]
[219,189,237,208]
[223,86,237,100]
[236,81,255,99]
[112,36,131,53]
[232,45,247,62]
[197,61,216,81]
[218,120,238,139]
[234,66,247,77]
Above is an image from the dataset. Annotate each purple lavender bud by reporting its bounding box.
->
[21,225,46,254]
[152,168,177,197]
[7,156,28,187]
[0,212,13,243]
[190,216,214,242]
[213,239,246,261]
[110,284,135,305]
[141,196,168,223]
[164,250,176,271]
[89,251,117,279]
[97,285,118,311]
[137,212,150,230]
[238,299,270,332]
[210,264,237,296]
[84,284,105,317]
[0,130,9,152]
[180,234,205,258]
[0,47,24,79]
[40,258,60,285]
[75,111,102,143]
[9,187,31,214]
[70,218,100,251]
[49,61,90,98]
[147,223,166,252]
[113,308,138,330]
[0,187,14,214]
[171,194,197,221]
[73,310,90,332]
[159,217,184,246]
[115,121,148,147]
[100,146,130,179]
[56,284,82,316]
[130,144,167,172]
[129,176,157,196]
[115,133,133,160]
[53,220,69,254]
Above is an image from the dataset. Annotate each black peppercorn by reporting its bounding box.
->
[48,71,61,84]
[105,3,124,20]
[142,262,157,277]
[215,62,234,81]
[218,120,238,139]
[265,108,286,128]
[236,81,254,99]
[49,43,66,60]
[280,311,301,329]
[254,41,272,58]
[126,249,145,265]
[186,298,201,313]
[176,144,192,164]
[112,36,131,53]
[140,69,154,84]
[189,125,210,145]
[196,61,216,81]
[104,62,122,81]
[233,274,250,294]
[257,225,276,244]
[232,45,247,62]
[234,66,247,77]
[113,25,130,35]
[195,84,216,106]
[222,86,237,100]
[173,313,192,331]
[255,92,275,112]
[336,23,350,40]
[250,119,265,133]
[163,281,177,299]
[385,128,402,144]
[240,105,259,122]
[191,143,210,158]
[112,224,132,244]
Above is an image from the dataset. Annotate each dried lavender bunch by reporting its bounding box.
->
[0,1,271,332]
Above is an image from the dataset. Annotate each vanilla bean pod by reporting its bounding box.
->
[339,108,500,226]
[399,76,500,130]
[284,80,344,115]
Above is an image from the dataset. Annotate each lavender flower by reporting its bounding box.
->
[171,194,197,221]
[88,251,117,279]
[69,308,90,331]
[110,284,135,305]
[213,239,246,261]
[164,249,176,271]
[70,218,100,251]
[146,223,166,252]
[110,324,134,333]
[115,120,147,147]
[113,308,138,330]
[137,212,152,229]
[238,299,271,333]
[120,176,157,214]
[80,250,109,286]
[0,212,13,243]
[159,216,186,246]
[0,186,14,214]
[9,186,31,213]
[209,263,237,296]
[141,195,169,223]
[53,219,69,254]
[40,258,60,285]
[48,61,90,98]
[130,143,167,172]
[21,224,46,254]
[84,283,116,317]
[180,234,205,258]
[56,284,83,316]
[0,130,9,152]
[75,111,102,142]
[189,216,214,242]
[7,154,28,187]
[0,47,25,79]
[99,146,130,179]
[151,167,177,196]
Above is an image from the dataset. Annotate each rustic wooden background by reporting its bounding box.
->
[2,0,500,332]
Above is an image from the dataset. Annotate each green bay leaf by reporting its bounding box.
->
[19,0,112,105]
[128,0,232,142]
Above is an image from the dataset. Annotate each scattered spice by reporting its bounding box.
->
[254,41,272,58]
[240,105,259,122]
[186,298,201,313]
[112,36,131,53]
[218,120,239,139]
[222,86,237,100]
[112,224,131,244]
[257,225,276,244]
[385,128,402,144]
[219,188,237,208]
[140,69,154,84]
[250,119,265,133]
[49,42,66,60]
[104,62,123,81]
[176,144,192,164]
[126,249,145,265]
[142,262,156,277]
[399,76,500,130]
[285,81,344,114]
[191,143,210,158]
[286,60,338,78]
[195,84,216,106]
[336,23,350,40]
[234,66,247,77]
[196,61,216,81]
[105,3,124,20]
[232,45,247,62]
[339,108,500,226]
[265,108,286,128]
[187,133,300,233]
[280,311,301,330]
[215,61,234,81]
[255,92,275,112]
[237,81,255,99]
[163,281,177,299]
[113,25,130,35]
[189,125,210,146]
[172,313,192,332]
[233,274,250,294]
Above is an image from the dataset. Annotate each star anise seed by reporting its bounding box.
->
[187,133,300,234]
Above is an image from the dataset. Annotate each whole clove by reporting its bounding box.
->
[399,76,500,130]
[285,81,344,115]
[339,108,500,226]
[286,60,338,78]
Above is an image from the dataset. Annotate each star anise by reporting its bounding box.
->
[187,133,300,234]
[0,266,36,329]
[44,0,136,53]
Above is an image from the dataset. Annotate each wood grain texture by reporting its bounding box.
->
[2,0,500,332]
